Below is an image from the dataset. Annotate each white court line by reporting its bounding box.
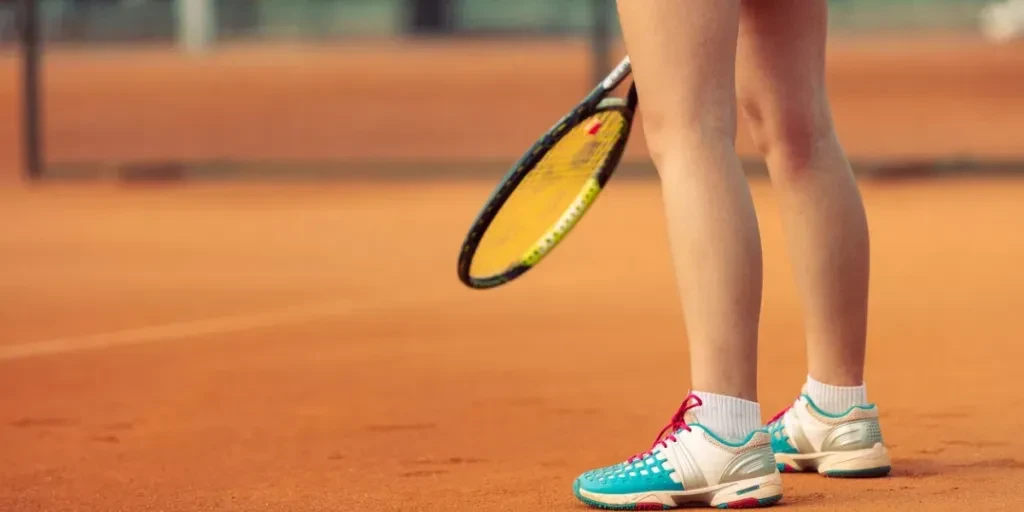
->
[0,298,381,362]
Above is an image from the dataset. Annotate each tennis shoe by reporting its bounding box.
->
[766,392,891,478]
[573,395,783,509]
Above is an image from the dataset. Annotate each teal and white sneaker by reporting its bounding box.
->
[766,393,891,478]
[573,395,783,510]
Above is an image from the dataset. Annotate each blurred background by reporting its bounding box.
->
[1,0,1023,181]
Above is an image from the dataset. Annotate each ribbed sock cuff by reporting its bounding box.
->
[805,375,867,414]
[690,391,762,443]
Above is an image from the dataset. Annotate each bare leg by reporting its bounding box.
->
[739,4,890,479]
[616,0,761,402]
[572,6,787,506]
[737,0,870,387]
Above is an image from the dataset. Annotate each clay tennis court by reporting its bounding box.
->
[1,38,1024,511]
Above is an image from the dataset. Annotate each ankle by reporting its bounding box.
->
[804,374,867,415]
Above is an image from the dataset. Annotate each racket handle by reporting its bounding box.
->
[601,56,633,91]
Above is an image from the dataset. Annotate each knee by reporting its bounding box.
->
[640,104,738,173]
[739,93,834,179]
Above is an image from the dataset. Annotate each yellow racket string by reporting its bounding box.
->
[469,109,627,278]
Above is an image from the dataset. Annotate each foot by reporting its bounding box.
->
[766,393,891,478]
[573,395,783,510]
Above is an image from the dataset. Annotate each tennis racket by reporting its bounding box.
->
[457,56,637,290]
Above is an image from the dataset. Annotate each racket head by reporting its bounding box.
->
[457,83,638,290]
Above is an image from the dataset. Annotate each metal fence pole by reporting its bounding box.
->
[591,0,612,86]
[20,0,42,180]
[179,0,216,54]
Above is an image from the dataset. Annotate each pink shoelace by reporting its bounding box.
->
[767,405,792,428]
[627,394,703,464]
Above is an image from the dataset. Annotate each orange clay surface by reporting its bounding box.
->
[2,178,1024,511]
[1,38,1024,511]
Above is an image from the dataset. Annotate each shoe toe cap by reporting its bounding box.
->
[575,461,681,495]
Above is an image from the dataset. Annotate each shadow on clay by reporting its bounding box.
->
[892,456,1024,478]
[8,417,77,428]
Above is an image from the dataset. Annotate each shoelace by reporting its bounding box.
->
[766,404,792,440]
[627,394,703,464]
[767,405,791,426]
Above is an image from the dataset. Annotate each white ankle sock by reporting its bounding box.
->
[690,391,762,443]
[805,375,867,414]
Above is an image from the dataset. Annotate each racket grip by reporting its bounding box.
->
[601,56,633,91]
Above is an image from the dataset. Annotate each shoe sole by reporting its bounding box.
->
[775,442,891,478]
[574,472,783,510]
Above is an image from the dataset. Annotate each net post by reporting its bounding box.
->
[407,0,456,35]
[590,0,612,86]
[20,0,42,180]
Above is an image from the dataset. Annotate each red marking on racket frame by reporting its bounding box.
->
[586,120,603,135]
